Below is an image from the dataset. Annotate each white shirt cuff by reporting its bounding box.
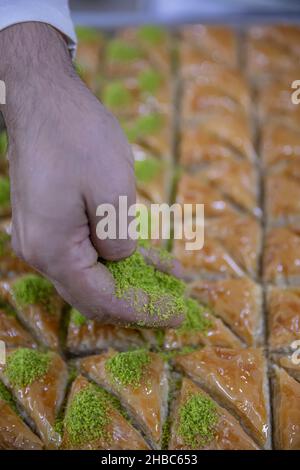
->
[0,0,77,57]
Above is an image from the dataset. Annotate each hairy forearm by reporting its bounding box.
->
[0,22,76,127]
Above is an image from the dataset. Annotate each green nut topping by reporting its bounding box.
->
[65,384,112,445]
[134,157,161,183]
[0,131,7,155]
[76,27,101,43]
[105,251,185,322]
[70,308,86,327]
[12,274,54,310]
[0,176,10,207]
[138,69,162,93]
[106,349,151,388]
[178,393,218,448]
[158,346,196,362]
[161,416,171,449]
[0,380,18,413]
[125,113,162,142]
[138,25,166,44]
[177,298,212,335]
[5,348,51,388]
[107,40,141,62]
[103,82,132,109]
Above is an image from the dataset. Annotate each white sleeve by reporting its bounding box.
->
[0,0,77,56]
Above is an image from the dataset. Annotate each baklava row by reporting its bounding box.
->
[0,25,299,451]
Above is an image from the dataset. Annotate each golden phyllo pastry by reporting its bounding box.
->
[262,121,300,168]
[180,26,238,67]
[190,278,263,346]
[173,213,261,280]
[176,163,259,218]
[66,308,144,354]
[163,297,242,350]
[169,378,258,450]
[79,349,168,448]
[0,308,36,349]
[0,274,63,350]
[267,287,300,351]
[61,374,149,450]
[0,348,68,449]
[265,160,300,226]
[273,367,300,450]
[174,347,270,447]
[263,227,300,285]
[0,381,43,450]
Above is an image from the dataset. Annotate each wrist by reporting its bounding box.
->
[0,22,76,129]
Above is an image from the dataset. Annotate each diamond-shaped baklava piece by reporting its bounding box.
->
[168,378,258,450]
[174,347,270,447]
[173,213,261,280]
[67,308,145,354]
[0,348,68,449]
[61,375,149,450]
[0,381,43,450]
[79,349,168,448]
[267,286,300,352]
[0,274,63,350]
[190,278,263,346]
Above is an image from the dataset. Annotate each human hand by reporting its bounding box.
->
[0,23,183,327]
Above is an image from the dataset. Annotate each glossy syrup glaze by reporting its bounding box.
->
[79,350,167,447]
[169,378,258,450]
[175,347,269,446]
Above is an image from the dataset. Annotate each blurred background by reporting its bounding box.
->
[69,0,300,27]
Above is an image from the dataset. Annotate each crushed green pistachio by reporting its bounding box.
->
[76,27,101,43]
[70,308,86,327]
[5,348,51,388]
[138,69,162,94]
[54,415,64,437]
[158,346,196,362]
[106,349,151,388]
[138,25,166,44]
[0,131,7,155]
[125,113,162,142]
[178,393,218,448]
[161,416,171,449]
[0,176,10,207]
[155,329,165,348]
[134,157,161,183]
[105,251,185,322]
[0,380,18,413]
[12,274,54,311]
[103,81,132,109]
[107,40,141,62]
[64,384,112,445]
[137,241,174,267]
[177,298,212,335]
